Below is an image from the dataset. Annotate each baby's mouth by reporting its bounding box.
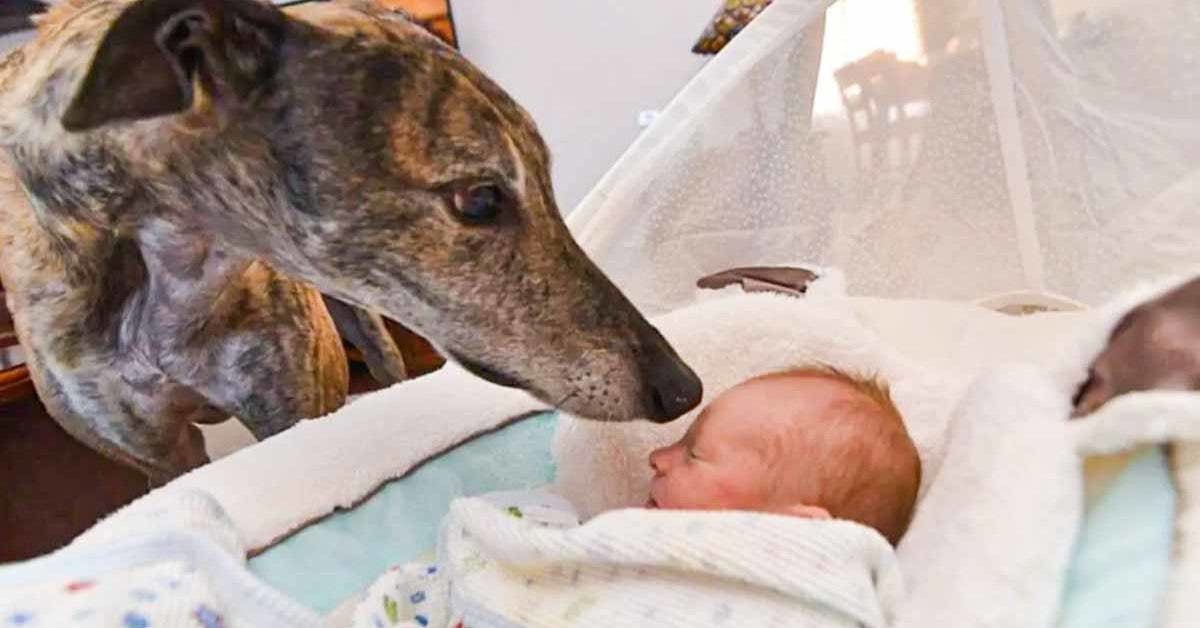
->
[644,497,658,509]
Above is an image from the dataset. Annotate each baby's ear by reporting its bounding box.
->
[781,504,832,519]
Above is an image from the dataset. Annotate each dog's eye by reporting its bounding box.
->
[452,183,506,223]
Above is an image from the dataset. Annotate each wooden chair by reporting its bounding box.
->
[0,278,34,406]
[833,50,930,176]
[377,0,457,47]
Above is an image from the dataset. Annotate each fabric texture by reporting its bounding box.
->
[249,411,559,617]
[0,491,323,628]
[353,489,900,628]
[351,489,578,628]
[892,362,1080,628]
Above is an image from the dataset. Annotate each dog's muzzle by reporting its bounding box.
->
[451,352,524,389]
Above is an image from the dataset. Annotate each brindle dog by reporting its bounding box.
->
[0,0,702,484]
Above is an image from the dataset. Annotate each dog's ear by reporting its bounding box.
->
[62,0,286,132]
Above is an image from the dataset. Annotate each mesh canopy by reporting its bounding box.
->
[567,0,1200,316]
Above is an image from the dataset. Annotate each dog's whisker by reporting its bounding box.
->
[552,388,579,411]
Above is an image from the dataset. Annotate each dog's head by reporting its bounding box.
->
[1073,275,1200,418]
[59,0,701,421]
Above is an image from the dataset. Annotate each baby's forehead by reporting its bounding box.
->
[721,372,864,410]
[699,372,873,440]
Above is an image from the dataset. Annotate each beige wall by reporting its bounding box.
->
[0,29,34,53]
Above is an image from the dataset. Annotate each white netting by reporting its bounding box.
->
[567,0,1200,316]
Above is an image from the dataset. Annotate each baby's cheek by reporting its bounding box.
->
[712,467,773,509]
[661,472,721,509]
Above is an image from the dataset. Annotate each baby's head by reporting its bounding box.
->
[647,366,921,545]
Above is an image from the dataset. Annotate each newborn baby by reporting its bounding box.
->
[355,366,919,627]
[647,366,921,545]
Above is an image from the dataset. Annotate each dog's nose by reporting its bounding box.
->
[645,376,701,422]
[638,330,703,422]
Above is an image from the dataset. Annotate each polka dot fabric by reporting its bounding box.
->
[566,0,1200,316]
[0,562,231,628]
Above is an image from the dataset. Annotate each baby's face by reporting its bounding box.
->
[647,375,844,513]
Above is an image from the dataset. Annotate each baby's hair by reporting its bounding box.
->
[780,364,904,423]
[761,364,921,546]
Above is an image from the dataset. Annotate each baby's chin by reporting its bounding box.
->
[642,496,695,509]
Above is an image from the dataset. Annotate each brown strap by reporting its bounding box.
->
[696,266,819,297]
[0,280,14,346]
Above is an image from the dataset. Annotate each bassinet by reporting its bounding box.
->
[16,0,1200,624]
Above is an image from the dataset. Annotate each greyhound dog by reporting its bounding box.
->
[0,0,702,484]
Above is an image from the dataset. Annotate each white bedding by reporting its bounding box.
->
[76,271,1200,627]
[551,275,1200,628]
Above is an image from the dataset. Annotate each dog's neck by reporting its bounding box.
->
[132,216,255,340]
[3,142,255,356]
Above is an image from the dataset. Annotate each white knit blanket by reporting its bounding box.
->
[353,492,903,628]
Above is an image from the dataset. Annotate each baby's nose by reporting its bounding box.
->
[648,446,672,475]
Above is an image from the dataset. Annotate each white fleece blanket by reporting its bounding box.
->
[353,491,902,628]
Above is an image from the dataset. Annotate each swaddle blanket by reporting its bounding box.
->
[352,489,902,628]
